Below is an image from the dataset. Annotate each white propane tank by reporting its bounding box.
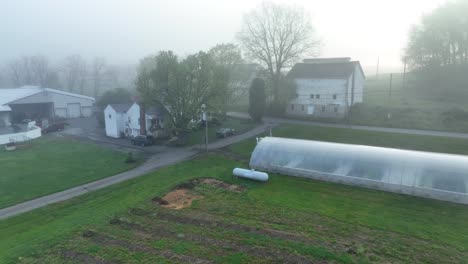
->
[233,168,269,182]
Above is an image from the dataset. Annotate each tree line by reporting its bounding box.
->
[0,54,128,97]
[405,0,468,69]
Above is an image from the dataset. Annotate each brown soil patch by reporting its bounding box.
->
[194,178,245,192]
[114,219,315,263]
[88,233,211,264]
[160,189,204,210]
[61,250,119,264]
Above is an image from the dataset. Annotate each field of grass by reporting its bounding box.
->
[2,125,468,263]
[0,137,140,209]
[229,123,468,157]
[186,117,256,146]
[349,73,468,132]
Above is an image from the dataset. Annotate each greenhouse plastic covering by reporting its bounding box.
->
[250,137,468,204]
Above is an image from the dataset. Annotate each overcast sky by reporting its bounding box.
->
[1,0,446,74]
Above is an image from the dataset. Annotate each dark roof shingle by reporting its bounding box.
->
[287,61,364,79]
[109,103,133,113]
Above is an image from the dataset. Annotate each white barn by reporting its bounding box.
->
[0,86,95,127]
[104,103,164,138]
[286,58,365,118]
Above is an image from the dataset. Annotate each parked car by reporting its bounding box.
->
[216,128,236,138]
[42,122,67,134]
[131,135,154,146]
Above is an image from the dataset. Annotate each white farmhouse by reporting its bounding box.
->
[0,85,95,127]
[286,58,365,118]
[104,102,164,138]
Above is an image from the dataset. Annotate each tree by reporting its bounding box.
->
[136,50,227,135]
[92,57,106,97]
[95,88,132,127]
[63,55,86,92]
[249,78,266,122]
[208,43,243,67]
[404,0,468,69]
[8,55,51,87]
[97,88,132,107]
[237,2,319,104]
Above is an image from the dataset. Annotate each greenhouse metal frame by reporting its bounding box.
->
[250,137,468,204]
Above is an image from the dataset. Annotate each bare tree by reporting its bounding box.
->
[63,55,86,92]
[92,57,106,97]
[30,55,49,86]
[237,2,319,104]
[8,55,51,87]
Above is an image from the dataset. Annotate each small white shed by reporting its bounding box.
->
[104,104,132,138]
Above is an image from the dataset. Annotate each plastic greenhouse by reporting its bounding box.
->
[250,137,468,204]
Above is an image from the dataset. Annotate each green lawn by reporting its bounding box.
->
[229,123,468,157]
[186,117,256,146]
[2,126,468,263]
[0,137,139,208]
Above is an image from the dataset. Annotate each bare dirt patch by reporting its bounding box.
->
[194,178,245,192]
[61,250,119,264]
[160,189,204,210]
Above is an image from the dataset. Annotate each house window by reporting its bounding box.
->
[310,94,314,99]
[108,114,111,119]
[291,104,295,110]
[128,117,131,123]
[321,106,326,112]
[301,105,305,111]
[316,94,321,99]
[333,94,337,100]
[334,107,338,113]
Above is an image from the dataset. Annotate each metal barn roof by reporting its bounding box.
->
[0,86,95,111]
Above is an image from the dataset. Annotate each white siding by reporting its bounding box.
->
[287,65,365,118]
[104,106,119,138]
[0,112,11,127]
[8,90,95,118]
[67,103,81,118]
[125,103,141,137]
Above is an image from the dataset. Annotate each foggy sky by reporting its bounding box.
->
[1,0,446,73]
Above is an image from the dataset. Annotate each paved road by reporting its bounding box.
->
[228,112,468,139]
[0,123,270,220]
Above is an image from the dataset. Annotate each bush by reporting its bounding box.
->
[125,152,136,163]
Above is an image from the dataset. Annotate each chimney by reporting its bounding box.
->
[139,103,147,135]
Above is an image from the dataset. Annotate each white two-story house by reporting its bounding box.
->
[286,58,365,118]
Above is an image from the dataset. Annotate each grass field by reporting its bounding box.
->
[229,123,468,157]
[2,125,468,263]
[0,137,140,209]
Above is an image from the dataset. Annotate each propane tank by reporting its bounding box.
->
[233,168,269,182]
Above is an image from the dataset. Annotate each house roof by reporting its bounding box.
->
[0,86,95,111]
[287,61,365,80]
[0,87,42,111]
[108,103,133,113]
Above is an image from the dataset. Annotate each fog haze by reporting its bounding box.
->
[2,0,446,73]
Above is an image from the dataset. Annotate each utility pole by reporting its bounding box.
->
[388,73,393,104]
[376,57,380,78]
[201,104,208,152]
[388,73,393,120]
[402,57,407,89]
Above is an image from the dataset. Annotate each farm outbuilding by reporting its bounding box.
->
[250,137,468,204]
[0,86,95,124]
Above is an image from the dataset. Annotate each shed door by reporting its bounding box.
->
[307,105,315,115]
[67,103,81,118]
